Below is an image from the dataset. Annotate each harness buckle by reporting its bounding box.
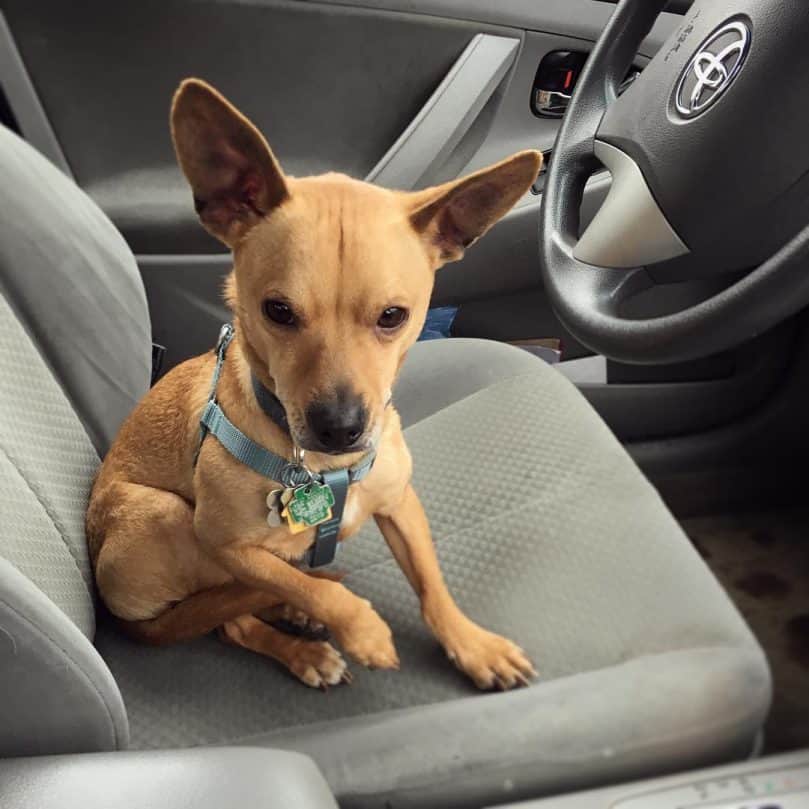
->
[215,323,235,356]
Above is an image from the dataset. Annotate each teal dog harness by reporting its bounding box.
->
[195,324,375,567]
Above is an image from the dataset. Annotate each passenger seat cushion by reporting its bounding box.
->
[0,125,151,455]
[395,337,544,427]
[96,347,769,807]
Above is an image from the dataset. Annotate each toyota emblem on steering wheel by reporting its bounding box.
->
[674,19,751,118]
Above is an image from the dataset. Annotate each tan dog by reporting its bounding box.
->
[86,78,542,690]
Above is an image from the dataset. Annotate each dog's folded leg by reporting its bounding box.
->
[221,614,350,688]
[259,603,330,641]
[375,484,537,690]
[210,543,399,670]
[256,569,345,640]
[120,581,286,645]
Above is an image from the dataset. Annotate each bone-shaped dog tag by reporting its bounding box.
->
[266,488,284,528]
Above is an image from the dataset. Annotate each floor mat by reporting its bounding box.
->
[682,509,809,753]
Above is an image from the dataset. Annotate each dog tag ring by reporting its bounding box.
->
[280,445,314,489]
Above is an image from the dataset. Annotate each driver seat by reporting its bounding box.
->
[0,125,771,808]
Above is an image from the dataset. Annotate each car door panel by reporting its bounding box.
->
[299,0,684,48]
[3,0,521,254]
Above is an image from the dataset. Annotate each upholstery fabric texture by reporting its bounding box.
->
[0,292,97,635]
[0,290,129,757]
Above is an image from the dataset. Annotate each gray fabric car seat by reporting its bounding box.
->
[0,124,772,807]
[0,127,151,457]
[0,125,135,757]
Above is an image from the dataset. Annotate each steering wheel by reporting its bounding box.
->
[540,0,809,364]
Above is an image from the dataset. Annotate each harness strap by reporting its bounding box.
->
[251,373,290,433]
[195,323,375,567]
[200,401,311,485]
[199,400,374,486]
[309,469,350,567]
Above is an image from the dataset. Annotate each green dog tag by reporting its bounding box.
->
[289,482,336,527]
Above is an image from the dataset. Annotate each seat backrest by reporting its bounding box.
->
[0,125,146,755]
[0,125,151,455]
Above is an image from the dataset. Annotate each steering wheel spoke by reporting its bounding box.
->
[574,141,689,269]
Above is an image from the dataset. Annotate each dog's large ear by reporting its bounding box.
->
[171,78,288,247]
[407,150,542,266]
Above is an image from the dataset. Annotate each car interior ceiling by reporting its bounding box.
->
[0,1,808,808]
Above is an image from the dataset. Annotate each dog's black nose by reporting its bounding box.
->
[306,390,368,453]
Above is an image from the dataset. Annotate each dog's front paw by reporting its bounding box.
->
[259,603,329,640]
[334,600,399,670]
[287,640,351,689]
[271,603,326,632]
[444,623,536,690]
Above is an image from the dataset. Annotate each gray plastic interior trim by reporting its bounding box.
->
[573,141,689,268]
[0,11,71,177]
[298,1,680,57]
[555,355,607,384]
[489,749,809,808]
[365,33,519,189]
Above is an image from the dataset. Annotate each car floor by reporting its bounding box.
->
[682,508,809,754]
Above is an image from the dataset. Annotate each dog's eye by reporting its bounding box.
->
[377,306,408,331]
[263,299,296,327]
